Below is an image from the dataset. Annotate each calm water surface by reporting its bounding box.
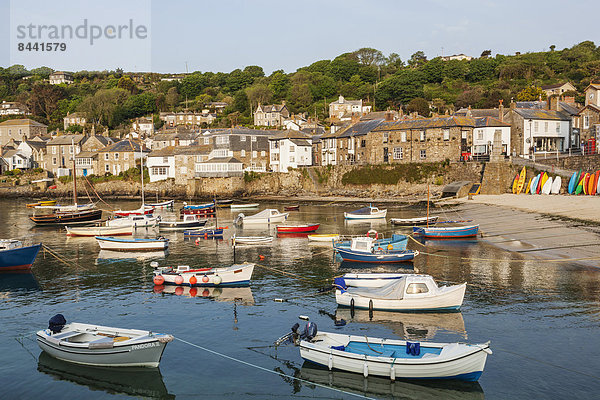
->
[1,198,599,399]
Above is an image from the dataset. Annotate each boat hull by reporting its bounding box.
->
[0,244,41,271]
[159,220,207,231]
[230,203,259,210]
[308,234,340,242]
[344,210,387,220]
[390,216,439,226]
[106,215,160,228]
[413,225,479,239]
[336,248,418,263]
[155,263,254,287]
[30,210,103,225]
[276,224,320,233]
[183,228,224,237]
[335,284,466,311]
[300,332,490,381]
[66,226,133,237]
[96,237,169,251]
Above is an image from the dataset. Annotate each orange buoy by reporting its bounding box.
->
[153,275,165,285]
[202,275,209,283]
[153,285,164,294]
[175,286,184,296]
[259,255,265,260]
[189,287,198,297]
[174,275,184,285]
[202,289,210,297]
[195,238,200,245]
[189,276,197,285]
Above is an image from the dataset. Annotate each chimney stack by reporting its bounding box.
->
[384,111,394,122]
[499,99,504,122]
[351,112,360,124]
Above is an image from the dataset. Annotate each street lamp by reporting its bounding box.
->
[527,119,533,160]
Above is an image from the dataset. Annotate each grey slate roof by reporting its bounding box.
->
[337,119,385,138]
[47,134,85,146]
[474,117,511,128]
[513,109,571,121]
[99,139,145,153]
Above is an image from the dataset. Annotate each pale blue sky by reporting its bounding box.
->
[1,0,597,74]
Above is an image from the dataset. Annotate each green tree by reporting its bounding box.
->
[180,73,209,98]
[327,54,360,81]
[516,85,546,101]
[375,69,425,107]
[27,83,66,121]
[268,71,290,99]
[117,76,137,93]
[423,57,444,83]
[408,51,427,68]
[352,48,385,66]
[245,84,273,108]
[406,97,430,117]
[166,87,179,110]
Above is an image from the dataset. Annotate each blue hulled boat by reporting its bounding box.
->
[336,248,418,263]
[412,224,479,239]
[335,233,407,252]
[0,240,41,271]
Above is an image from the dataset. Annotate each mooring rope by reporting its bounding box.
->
[407,235,600,263]
[82,174,113,208]
[174,337,375,400]
[42,244,80,269]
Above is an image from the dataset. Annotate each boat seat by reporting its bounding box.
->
[51,331,82,340]
[88,336,115,349]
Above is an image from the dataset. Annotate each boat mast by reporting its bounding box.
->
[140,142,145,206]
[72,139,77,206]
[426,183,430,228]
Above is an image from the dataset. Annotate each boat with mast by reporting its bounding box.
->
[112,141,153,216]
[31,139,102,225]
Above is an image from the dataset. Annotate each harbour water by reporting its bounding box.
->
[1,198,599,399]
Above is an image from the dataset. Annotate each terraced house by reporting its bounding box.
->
[97,139,148,176]
[368,117,478,164]
[199,128,273,172]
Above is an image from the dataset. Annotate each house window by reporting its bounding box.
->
[544,121,549,132]
[105,164,110,172]
[556,123,560,133]
[261,151,265,156]
[52,157,57,165]
[401,132,407,142]
[163,157,169,163]
[393,147,403,160]
[251,136,257,142]
[124,153,129,160]
[204,137,210,145]
[383,132,389,143]
[252,151,257,158]
[241,150,246,157]
[240,135,246,142]
[290,145,295,152]
[114,153,119,160]
[104,153,109,160]
[420,149,426,159]
[443,129,450,141]
[420,131,425,141]
[584,116,590,129]
[124,163,129,171]
[534,121,539,132]
[406,283,429,294]
[477,130,483,140]
[290,156,295,163]
[361,139,366,147]
[151,167,167,175]
[52,147,57,154]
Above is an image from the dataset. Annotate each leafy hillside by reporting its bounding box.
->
[1,41,598,132]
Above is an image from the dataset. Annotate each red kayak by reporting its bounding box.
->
[284,205,300,211]
[276,223,319,233]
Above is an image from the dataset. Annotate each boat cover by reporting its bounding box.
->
[246,209,278,219]
[347,207,372,215]
[346,278,406,300]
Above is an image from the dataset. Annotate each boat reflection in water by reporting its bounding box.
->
[37,352,174,399]
[343,218,387,230]
[335,308,467,341]
[339,261,415,270]
[154,285,254,305]
[0,271,40,294]
[96,250,168,263]
[300,361,484,400]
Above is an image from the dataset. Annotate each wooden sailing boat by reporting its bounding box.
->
[30,139,103,225]
[112,141,154,216]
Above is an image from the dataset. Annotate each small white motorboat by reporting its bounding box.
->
[159,214,207,231]
[144,200,174,209]
[34,203,96,212]
[297,325,491,381]
[66,225,133,237]
[307,234,340,242]
[106,214,161,228]
[153,262,255,287]
[113,206,154,217]
[232,235,274,245]
[344,206,387,220]
[230,203,259,210]
[234,209,288,225]
[95,236,169,251]
[36,314,173,367]
[390,216,439,226]
[334,273,466,311]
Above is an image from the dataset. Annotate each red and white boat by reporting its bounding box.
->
[276,223,320,233]
[113,206,154,217]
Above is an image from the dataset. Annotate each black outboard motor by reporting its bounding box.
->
[48,314,66,334]
[302,322,318,341]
